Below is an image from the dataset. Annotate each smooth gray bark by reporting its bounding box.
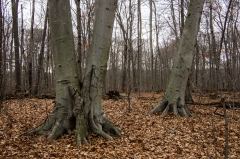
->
[76,0,120,146]
[26,0,120,146]
[149,0,205,116]
[26,0,79,139]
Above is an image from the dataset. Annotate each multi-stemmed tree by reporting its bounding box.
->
[27,0,120,146]
[27,0,207,147]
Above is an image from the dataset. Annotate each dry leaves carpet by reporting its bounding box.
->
[0,92,240,158]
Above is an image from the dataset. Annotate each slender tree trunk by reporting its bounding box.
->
[0,0,3,109]
[201,47,206,91]
[127,0,133,109]
[180,0,184,35]
[3,24,10,94]
[149,0,205,117]
[45,31,50,93]
[27,0,35,96]
[231,9,238,90]
[20,4,24,92]
[34,3,48,95]
[153,1,161,92]
[75,0,83,82]
[2,7,7,97]
[11,0,21,92]
[111,32,117,90]
[122,43,127,92]
[170,0,179,44]
[149,0,154,91]
[218,0,233,93]
[116,8,128,92]
[137,0,142,95]
[209,0,219,96]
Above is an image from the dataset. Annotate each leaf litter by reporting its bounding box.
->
[0,92,240,158]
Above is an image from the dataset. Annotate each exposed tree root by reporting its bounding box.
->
[24,103,76,139]
[68,85,89,146]
[149,97,192,117]
[25,84,121,146]
[74,111,121,146]
[89,112,121,140]
[69,85,121,146]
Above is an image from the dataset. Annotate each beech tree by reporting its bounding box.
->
[149,0,205,117]
[26,0,120,146]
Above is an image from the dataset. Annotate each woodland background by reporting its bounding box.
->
[0,0,240,158]
[0,0,239,97]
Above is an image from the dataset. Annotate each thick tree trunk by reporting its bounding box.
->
[75,0,120,146]
[185,77,194,103]
[26,0,80,139]
[27,0,120,146]
[149,0,205,117]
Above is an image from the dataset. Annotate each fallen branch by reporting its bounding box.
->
[186,101,240,108]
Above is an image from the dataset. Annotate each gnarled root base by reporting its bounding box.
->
[26,86,121,146]
[90,114,121,140]
[24,103,75,140]
[68,86,121,146]
[75,113,121,146]
[149,98,192,117]
[76,112,121,146]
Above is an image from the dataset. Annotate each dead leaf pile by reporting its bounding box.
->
[0,92,240,158]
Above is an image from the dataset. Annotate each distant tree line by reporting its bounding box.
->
[0,0,239,100]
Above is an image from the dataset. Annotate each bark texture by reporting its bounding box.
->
[76,0,120,146]
[11,0,21,92]
[26,0,120,146]
[26,0,80,139]
[149,0,205,117]
[0,0,3,109]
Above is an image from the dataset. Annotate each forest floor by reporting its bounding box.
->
[0,92,240,158]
